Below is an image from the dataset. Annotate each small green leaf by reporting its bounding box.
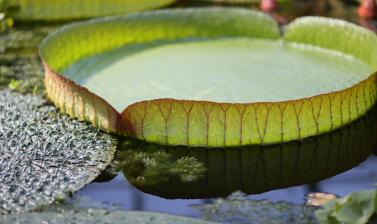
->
[316,190,377,224]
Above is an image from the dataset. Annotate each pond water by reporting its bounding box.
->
[78,156,377,216]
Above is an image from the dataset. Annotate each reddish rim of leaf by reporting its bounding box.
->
[40,8,377,147]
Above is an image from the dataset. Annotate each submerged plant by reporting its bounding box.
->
[118,140,206,186]
[40,8,377,147]
[8,78,43,94]
[0,12,13,33]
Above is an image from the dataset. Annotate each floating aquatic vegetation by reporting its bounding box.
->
[118,104,377,199]
[193,191,318,224]
[0,12,13,32]
[0,209,214,224]
[0,26,54,52]
[0,0,175,21]
[1,195,210,223]
[0,55,44,93]
[40,8,377,147]
[0,26,56,93]
[119,140,206,187]
[316,189,377,224]
[0,90,116,214]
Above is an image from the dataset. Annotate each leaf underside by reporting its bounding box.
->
[40,8,377,147]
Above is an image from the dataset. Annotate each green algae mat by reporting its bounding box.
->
[40,8,377,147]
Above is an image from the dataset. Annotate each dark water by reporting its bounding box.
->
[77,157,377,216]
[74,0,377,218]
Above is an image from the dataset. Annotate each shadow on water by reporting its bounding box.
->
[114,105,377,199]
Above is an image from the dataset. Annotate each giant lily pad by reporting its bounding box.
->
[0,90,116,214]
[118,104,377,199]
[0,0,175,21]
[40,8,377,147]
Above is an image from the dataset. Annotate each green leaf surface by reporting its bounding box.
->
[316,189,377,224]
[1,0,175,21]
[65,38,372,111]
[284,16,377,68]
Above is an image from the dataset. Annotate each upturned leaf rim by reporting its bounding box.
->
[40,7,377,147]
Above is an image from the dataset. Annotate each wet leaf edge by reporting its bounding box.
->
[40,7,377,147]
